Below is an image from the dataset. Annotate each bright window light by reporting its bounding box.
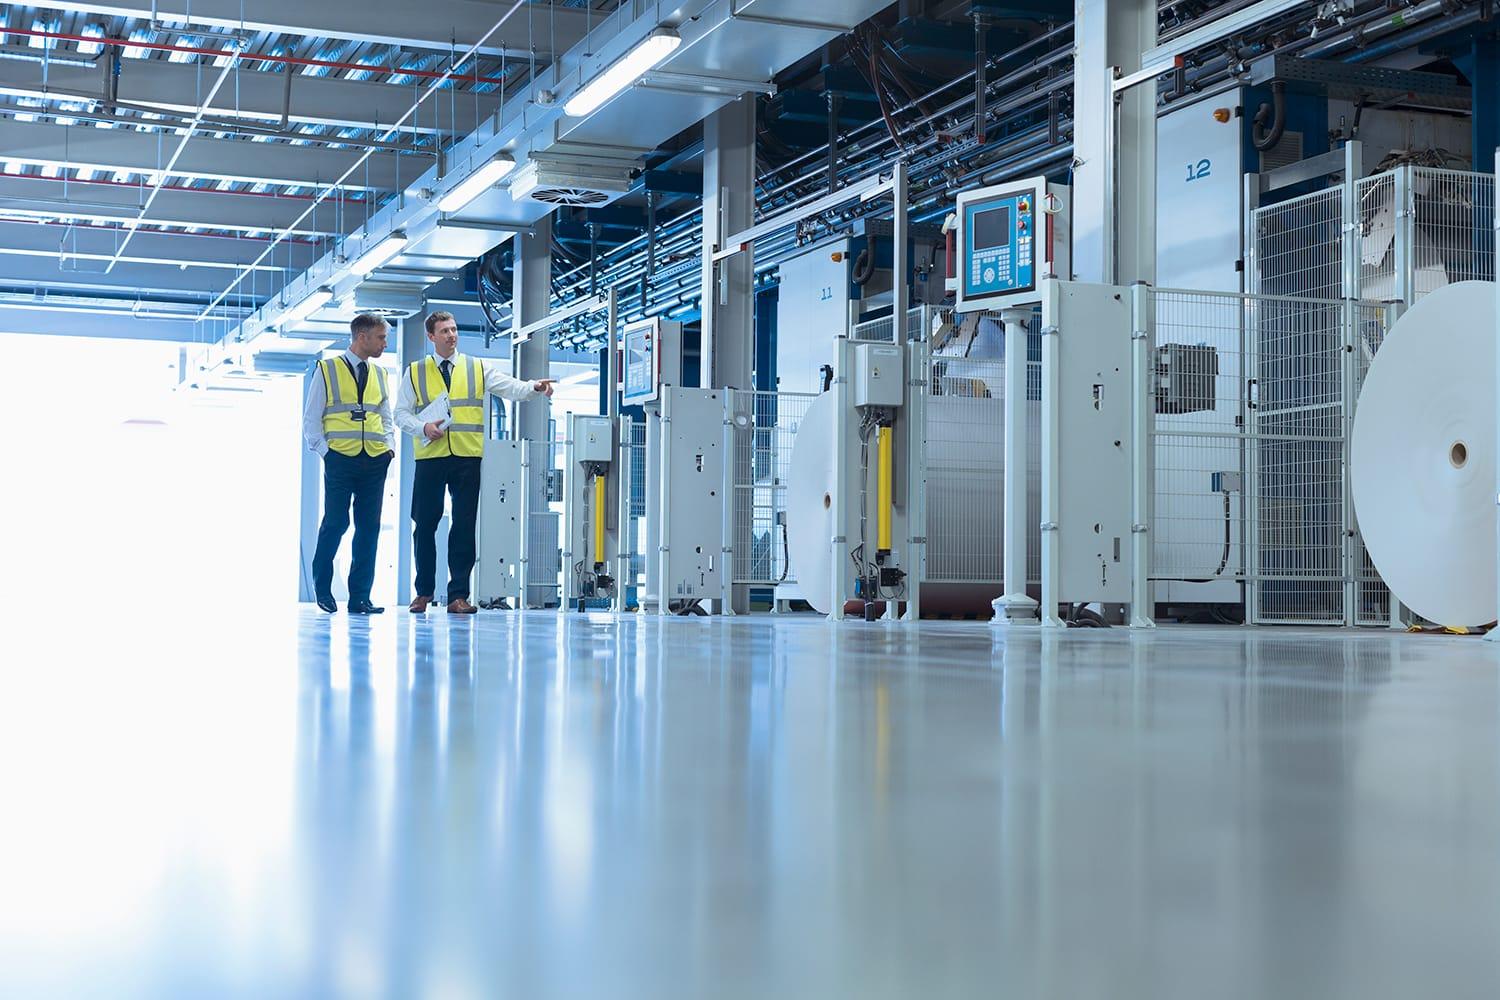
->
[77,26,105,56]
[349,231,408,276]
[563,28,680,118]
[436,154,516,214]
[283,287,334,324]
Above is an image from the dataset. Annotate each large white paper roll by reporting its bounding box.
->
[785,391,839,614]
[1351,280,1497,626]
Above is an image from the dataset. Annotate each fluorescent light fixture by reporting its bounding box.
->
[563,28,681,117]
[282,287,334,325]
[437,154,517,214]
[349,231,408,276]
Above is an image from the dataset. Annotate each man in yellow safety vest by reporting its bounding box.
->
[302,313,395,614]
[394,310,555,614]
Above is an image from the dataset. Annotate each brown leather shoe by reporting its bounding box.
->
[447,597,478,615]
[408,595,432,613]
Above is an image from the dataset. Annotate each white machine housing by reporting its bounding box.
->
[474,439,526,607]
[1034,279,1153,628]
[646,387,725,611]
[562,413,617,608]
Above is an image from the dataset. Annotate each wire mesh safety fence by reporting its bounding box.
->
[1150,289,1395,625]
[1252,295,1348,624]
[850,305,937,344]
[1246,164,1492,624]
[1151,290,1250,602]
[1251,187,1344,300]
[922,319,1042,588]
[618,418,647,593]
[1351,301,1398,626]
[1258,165,1494,304]
[526,510,561,608]
[727,389,818,586]
[1412,168,1496,294]
[1355,172,1398,299]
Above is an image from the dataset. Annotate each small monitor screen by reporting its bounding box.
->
[971,205,1012,251]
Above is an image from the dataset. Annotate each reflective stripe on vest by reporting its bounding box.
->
[320,358,390,457]
[410,354,485,459]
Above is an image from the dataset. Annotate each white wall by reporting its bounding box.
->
[0,334,301,614]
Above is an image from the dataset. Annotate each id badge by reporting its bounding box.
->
[351,408,367,422]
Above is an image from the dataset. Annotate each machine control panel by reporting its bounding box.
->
[963,192,1035,300]
[954,177,1069,313]
[621,318,682,406]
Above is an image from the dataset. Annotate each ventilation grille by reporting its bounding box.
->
[1260,131,1305,172]
[528,186,611,206]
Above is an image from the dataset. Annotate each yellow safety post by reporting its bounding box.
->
[592,473,606,566]
[876,425,893,553]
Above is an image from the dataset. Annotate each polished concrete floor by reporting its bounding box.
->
[3,608,1500,999]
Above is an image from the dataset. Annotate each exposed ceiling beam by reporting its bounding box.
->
[0,252,280,294]
[0,218,319,272]
[0,173,347,237]
[0,302,233,343]
[21,0,592,59]
[0,49,503,136]
[0,117,418,190]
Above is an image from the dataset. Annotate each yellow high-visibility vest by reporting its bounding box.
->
[409,354,486,459]
[320,357,391,457]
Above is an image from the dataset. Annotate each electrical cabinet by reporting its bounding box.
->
[853,343,904,408]
[573,415,613,464]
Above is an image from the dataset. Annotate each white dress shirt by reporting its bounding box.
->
[393,352,540,442]
[301,349,396,456]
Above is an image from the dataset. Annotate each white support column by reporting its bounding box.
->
[703,101,756,615]
[1129,284,1156,628]
[1072,0,1156,286]
[1038,283,1064,629]
[993,306,1040,625]
[903,336,928,622]
[889,161,909,623]
[514,217,552,608]
[1488,155,1500,643]
[395,315,420,606]
[614,416,633,614]
[830,336,851,622]
[298,364,321,603]
[701,100,757,391]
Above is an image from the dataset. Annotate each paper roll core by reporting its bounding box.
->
[1451,441,1468,469]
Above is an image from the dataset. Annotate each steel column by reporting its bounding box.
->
[396,316,419,605]
[515,217,552,607]
[1072,0,1156,286]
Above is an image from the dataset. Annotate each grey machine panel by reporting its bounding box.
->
[475,439,525,605]
[1043,281,1134,605]
[659,387,725,603]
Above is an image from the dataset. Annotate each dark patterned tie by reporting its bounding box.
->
[440,359,453,390]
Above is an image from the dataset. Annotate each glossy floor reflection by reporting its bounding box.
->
[3,609,1500,998]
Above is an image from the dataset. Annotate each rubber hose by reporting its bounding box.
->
[1252,81,1286,152]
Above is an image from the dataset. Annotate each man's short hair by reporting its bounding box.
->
[424,310,456,335]
[351,313,388,338]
